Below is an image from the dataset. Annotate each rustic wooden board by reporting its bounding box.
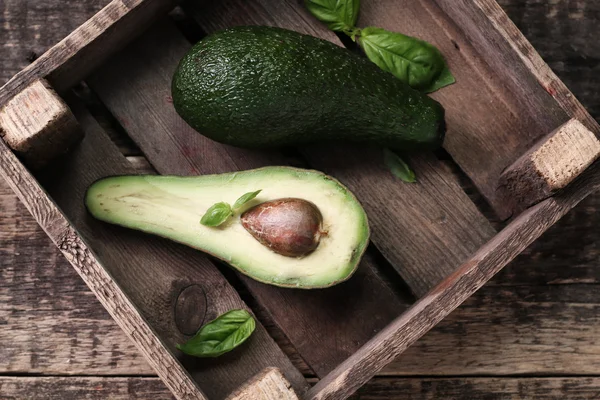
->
[307,163,600,399]
[0,125,208,400]
[434,0,600,218]
[353,377,600,399]
[183,0,496,300]
[0,0,180,107]
[352,0,570,219]
[0,0,109,84]
[87,20,408,378]
[33,103,308,398]
[5,376,600,400]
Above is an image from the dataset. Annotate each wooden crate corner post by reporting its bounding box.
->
[226,368,299,400]
[0,79,83,168]
[499,118,600,214]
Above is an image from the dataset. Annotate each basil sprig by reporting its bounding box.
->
[383,149,416,183]
[358,27,454,93]
[200,190,262,227]
[200,202,233,227]
[233,190,262,211]
[305,0,455,93]
[177,309,256,358]
[304,0,360,35]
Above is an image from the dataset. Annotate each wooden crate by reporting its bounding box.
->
[1,0,599,398]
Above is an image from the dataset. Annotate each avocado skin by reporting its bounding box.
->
[172,26,445,150]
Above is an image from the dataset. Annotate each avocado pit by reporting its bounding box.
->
[241,198,324,258]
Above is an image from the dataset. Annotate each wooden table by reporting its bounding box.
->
[2,1,600,398]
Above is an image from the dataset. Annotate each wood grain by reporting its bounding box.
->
[0,0,109,85]
[0,118,208,400]
[34,102,307,398]
[0,79,83,168]
[353,377,600,399]
[307,163,600,399]
[184,0,496,298]
[7,376,600,400]
[354,0,570,220]
[0,377,174,400]
[497,0,600,123]
[499,119,600,213]
[226,368,299,400]
[87,20,407,378]
[0,0,179,107]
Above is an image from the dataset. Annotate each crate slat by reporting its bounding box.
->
[0,0,181,108]
[307,163,600,400]
[184,0,496,299]
[357,0,600,219]
[87,20,408,378]
[36,102,308,399]
[0,117,207,400]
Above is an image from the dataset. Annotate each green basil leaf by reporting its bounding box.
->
[305,0,360,33]
[200,202,232,227]
[358,27,455,92]
[423,65,455,93]
[177,309,256,358]
[384,149,416,183]
[232,190,262,211]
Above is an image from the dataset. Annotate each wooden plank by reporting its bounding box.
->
[0,0,109,85]
[0,119,207,400]
[0,79,83,168]
[307,162,600,400]
[7,376,600,400]
[0,0,179,107]
[433,0,600,218]
[496,0,600,124]
[354,0,572,219]
[0,177,152,376]
[87,20,408,379]
[226,368,299,400]
[499,119,600,213]
[0,377,174,400]
[384,284,600,375]
[455,0,600,137]
[185,0,495,297]
[353,377,600,399]
[33,102,307,398]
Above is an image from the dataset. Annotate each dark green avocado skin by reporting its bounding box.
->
[172,26,446,150]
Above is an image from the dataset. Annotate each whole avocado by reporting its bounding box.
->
[172,26,446,150]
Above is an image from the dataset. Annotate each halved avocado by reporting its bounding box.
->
[85,167,369,288]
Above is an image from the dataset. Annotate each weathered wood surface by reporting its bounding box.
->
[2,0,600,399]
[499,118,600,213]
[0,116,208,400]
[0,0,180,106]
[355,0,596,220]
[225,368,299,400]
[0,79,83,168]
[308,163,600,399]
[6,376,600,400]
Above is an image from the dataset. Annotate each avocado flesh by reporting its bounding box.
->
[172,26,445,150]
[85,167,369,288]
